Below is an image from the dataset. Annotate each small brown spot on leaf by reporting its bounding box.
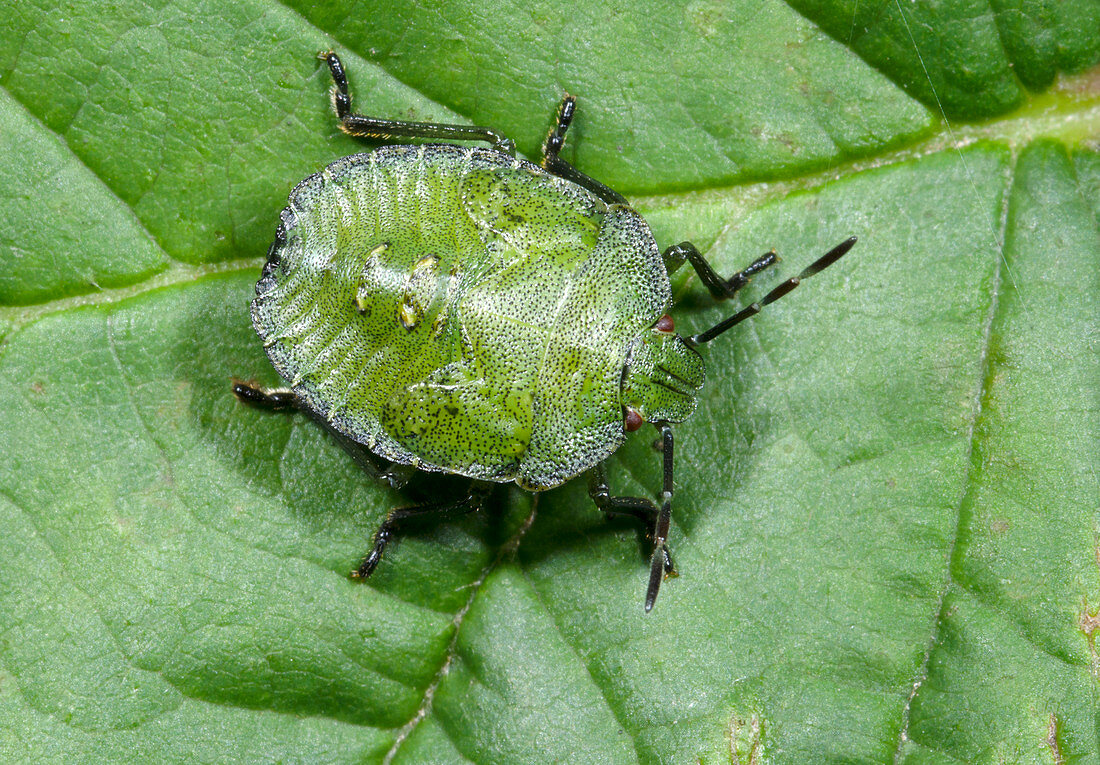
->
[1079,603,1100,678]
[1079,606,1100,636]
[728,712,763,765]
[1047,712,1064,765]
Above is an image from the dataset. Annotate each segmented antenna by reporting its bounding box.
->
[690,236,857,345]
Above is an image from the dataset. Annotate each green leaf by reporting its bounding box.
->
[0,92,166,304]
[0,1,1097,762]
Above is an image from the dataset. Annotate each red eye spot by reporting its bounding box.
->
[624,407,645,432]
[655,314,674,334]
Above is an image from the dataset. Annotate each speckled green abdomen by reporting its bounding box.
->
[252,144,670,490]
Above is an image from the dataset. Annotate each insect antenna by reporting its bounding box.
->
[689,236,857,345]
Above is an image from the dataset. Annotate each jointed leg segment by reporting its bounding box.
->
[235,378,487,578]
[540,95,628,206]
[663,242,779,300]
[354,483,492,579]
[321,52,629,206]
[235,377,481,578]
[232,379,414,488]
[321,51,515,155]
[231,379,298,410]
[589,424,677,612]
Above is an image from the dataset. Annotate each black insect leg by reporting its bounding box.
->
[662,242,780,300]
[588,424,677,612]
[232,379,412,489]
[540,95,629,206]
[321,51,515,155]
[354,483,493,579]
[232,379,300,410]
[588,470,674,576]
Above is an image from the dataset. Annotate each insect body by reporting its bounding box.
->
[235,51,856,611]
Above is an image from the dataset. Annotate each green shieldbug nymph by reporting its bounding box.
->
[234,51,856,612]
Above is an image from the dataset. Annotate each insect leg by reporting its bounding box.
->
[662,242,780,300]
[353,482,492,580]
[232,379,300,410]
[540,95,628,206]
[648,424,675,613]
[588,425,677,612]
[232,379,411,488]
[320,51,516,155]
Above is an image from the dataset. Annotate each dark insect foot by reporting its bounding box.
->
[231,379,298,410]
[352,557,379,580]
[353,531,390,579]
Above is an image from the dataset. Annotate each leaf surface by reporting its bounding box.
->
[1,1,1097,762]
